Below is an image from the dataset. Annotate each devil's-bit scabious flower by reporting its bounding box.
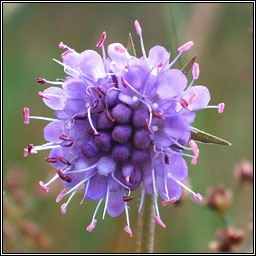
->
[23,20,225,236]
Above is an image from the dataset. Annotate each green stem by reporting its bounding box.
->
[136,195,156,253]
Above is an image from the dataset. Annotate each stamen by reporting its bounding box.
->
[123,196,133,202]
[104,109,115,122]
[138,186,145,212]
[61,50,73,58]
[29,116,58,122]
[218,103,225,113]
[87,107,100,136]
[53,58,79,75]
[152,109,165,120]
[121,76,143,98]
[97,86,106,96]
[102,178,110,219]
[124,204,132,237]
[61,203,67,215]
[58,157,71,165]
[164,154,169,165]
[56,188,68,203]
[162,197,177,206]
[105,87,120,113]
[189,91,198,105]
[92,198,104,221]
[192,63,200,80]
[189,140,199,165]
[179,97,192,111]
[153,216,166,228]
[177,41,194,53]
[56,168,72,182]
[67,164,97,174]
[39,181,50,193]
[164,171,169,200]
[96,31,106,47]
[58,42,74,52]
[140,99,152,126]
[59,134,74,141]
[64,141,73,147]
[44,173,59,187]
[86,219,97,232]
[38,92,50,100]
[121,75,127,88]
[111,173,131,196]
[91,99,99,110]
[45,157,58,163]
[37,78,63,85]
[80,179,90,204]
[175,179,203,203]
[145,119,152,135]
[23,107,30,124]
[152,169,160,217]
[134,20,142,36]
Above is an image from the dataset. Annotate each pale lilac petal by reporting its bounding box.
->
[108,43,131,68]
[148,45,170,68]
[79,50,106,81]
[183,85,210,110]
[167,154,188,181]
[42,87,68,110]
[44,121,64,142]
[62,78,88,98]
[63,52,80,77]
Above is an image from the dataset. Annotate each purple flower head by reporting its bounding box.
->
[24,20,225,236]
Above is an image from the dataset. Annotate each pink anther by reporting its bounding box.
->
[153,216,166,228]
[114,45,126,54]
[180,97,192,111]
[38,92,50,100]
[189,91,198,105]
[96,31,106,47]
[86,219,97,232]
[177,41,194,53]
[61,50,73,58]
[194,193,203,203]
[61,203,67,215]
[134,20,142,36]
[189,140,199,165]
[23,107,30,124]
[218,103,225,113]
[192,63,200,80]
[56,188,67,203]
[124,226,133,237]
[161,197,177,206]
[39,181,50,193]
[58,41,66,49]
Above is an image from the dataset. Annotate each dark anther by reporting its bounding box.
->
[152,110,165,120]
[45,157,58,163]
[145,119,152,135]
[97,86,106,96]
[56,168,72,182]
[64,141,74,147]
[164,154,170,165]
[91,87,102,98]
[104,109,115,122]
[36,78,46,84]
[59,157,71,165]
[123,196,133,202]
[129,169,136,184]
[27,144,33,153]
[121,76,128,88]
[59,134,74,141]
[91,99,99,110]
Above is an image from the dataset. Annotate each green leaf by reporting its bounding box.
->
[181,55,197,75]
[191,127,231,146]
[127,33,136,57]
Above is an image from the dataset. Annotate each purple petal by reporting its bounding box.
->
[44,121,64,142]
[167,154,188,181]
[42,87,68,110]
[63,52,80,77]
[62,78,88,98]
[107,188,125,217]
[142,164,154,195]
[79,50,106,82]
[86,174,108,200]
[156,175,182,201]
[157,69,187,100]
[64,98,88,116]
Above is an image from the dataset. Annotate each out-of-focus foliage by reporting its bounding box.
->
[3,3,253,253]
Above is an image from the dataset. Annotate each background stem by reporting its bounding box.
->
[136,195,156,253]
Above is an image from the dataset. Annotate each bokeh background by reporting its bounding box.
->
[3,3,253,253]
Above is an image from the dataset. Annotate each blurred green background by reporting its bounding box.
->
[3,3,253,253]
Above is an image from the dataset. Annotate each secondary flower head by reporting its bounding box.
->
[23,20,225,236]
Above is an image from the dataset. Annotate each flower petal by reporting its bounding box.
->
[42,87,68,110]
[86,174,108,200]
[107,187,125,217]
[44,121,64,142]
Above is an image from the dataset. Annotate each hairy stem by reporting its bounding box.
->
[136,195,156,253]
